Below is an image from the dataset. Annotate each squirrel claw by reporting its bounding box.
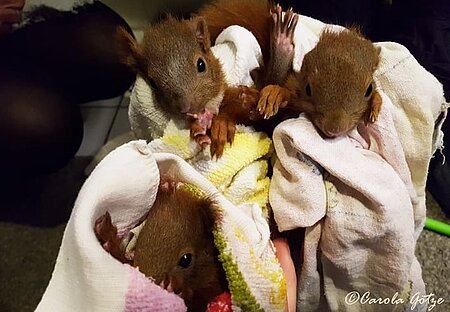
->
[258,85,290,119]
[166,279,174,293]
[366,90,382,124]
[160,179,183,192]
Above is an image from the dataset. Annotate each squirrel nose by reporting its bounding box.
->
[180,103,191,114]
[324,128,345,137]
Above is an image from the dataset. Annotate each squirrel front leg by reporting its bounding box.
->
[210,86,260,159]
[190,119,212,147]
[264,5,299,86]
[258,5,298,119]
[257,85,292,119]
[94,212,129,263]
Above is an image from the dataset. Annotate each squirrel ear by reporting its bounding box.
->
[116,27,146,75]
[193,17,211,51]
[374,46,382,69]
[200,201,221,232]
[365,89,382,125]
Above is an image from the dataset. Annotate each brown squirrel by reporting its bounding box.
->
[258,24,382,137]
[117,0,298,158]
[94,180,227,312]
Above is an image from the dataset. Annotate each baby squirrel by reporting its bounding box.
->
[94,180,227,312]
[258,21,382,137]
[117,0,295,158]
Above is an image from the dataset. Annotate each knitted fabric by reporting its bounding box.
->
[148,124,273,211]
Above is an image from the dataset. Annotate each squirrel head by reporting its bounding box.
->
[133,183,224,310]
[117,16,225,116]
[291,28,382,137]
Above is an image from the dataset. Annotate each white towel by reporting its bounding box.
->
[269,14,447,312]
[271,93,426,311]
[37,141,286,311]
[292,16,447,217]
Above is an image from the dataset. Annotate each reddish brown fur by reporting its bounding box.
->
[116,0,277,157]
[133,185,226,312]
[210,86,261,157]
[94,184,226,311]
[260,27,382,137]
[197,0,272,64]
[117,16,226,116]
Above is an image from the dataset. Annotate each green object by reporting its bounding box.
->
[425,217,450,237]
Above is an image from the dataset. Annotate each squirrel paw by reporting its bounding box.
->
[210,115,236,159]
[159,176,183,192]
[238,86,260,121]
[189,110,214,148]
[270,4,298,59]
[257,84,290,119]
[190,119,212,148]
[94,212,127,262]
[196,134,212,148]
[366,90,382,124]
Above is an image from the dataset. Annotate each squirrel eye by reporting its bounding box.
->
[197,58,206,73]
[178,253,192,268]
[148,78,158,90]
[306,83,312,97]
[365,84,373,97]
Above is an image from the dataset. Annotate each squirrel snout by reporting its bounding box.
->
[180,103,191,114]
[324,128,346,138]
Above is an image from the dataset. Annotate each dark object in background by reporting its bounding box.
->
[389,0,450,218]
[280,0,389,41]
[0,1,135,178]
[0,2,135,225]
[281,0,450,217]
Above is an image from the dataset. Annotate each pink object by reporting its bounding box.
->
[125,266,186,312]
[188,110,214,135]
[273,238,297,312]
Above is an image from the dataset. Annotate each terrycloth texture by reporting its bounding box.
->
[373,42,448,231]
[122,14,446,312]
[292,15,448,208]
[98,25,283,311]
[128,22,317,141]
[147,124,273,211]
[37,141,286,312]
[269,15,448,312]
[272,96,425,311]
[129,25,274,210]
[36,141,184,312]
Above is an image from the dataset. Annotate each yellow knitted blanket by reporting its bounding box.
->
[148,123,273,212]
